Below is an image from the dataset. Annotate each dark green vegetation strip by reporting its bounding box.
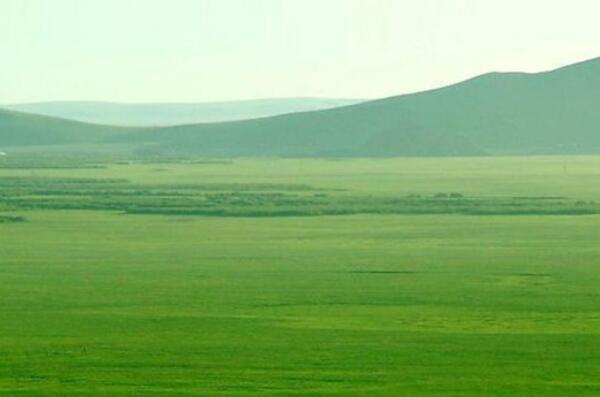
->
[0,215,25,223]
[0,153,232,169]
[1,175,599,217]
[0,153,111,169]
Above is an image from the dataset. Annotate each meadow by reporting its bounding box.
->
[1,155,599,396]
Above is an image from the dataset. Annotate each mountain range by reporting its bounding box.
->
[1,57,599,157]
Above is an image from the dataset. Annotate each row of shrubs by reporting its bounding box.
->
[2,175,600,218]
[0,215,26,223]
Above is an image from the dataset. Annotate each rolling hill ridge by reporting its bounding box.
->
[2,56,600,156]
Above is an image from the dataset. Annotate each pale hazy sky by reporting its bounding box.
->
[2,0,600,103]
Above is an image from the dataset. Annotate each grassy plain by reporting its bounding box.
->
[1,156,599,396]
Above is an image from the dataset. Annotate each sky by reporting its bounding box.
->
[2,0,600,103]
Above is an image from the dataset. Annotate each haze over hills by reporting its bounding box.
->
[2,98,365,126]
[1,56,600,156]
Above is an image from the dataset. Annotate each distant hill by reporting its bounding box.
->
[117,56,600,157]
[0,108,130,147]
[2,57,600,156]
[2,98,365,126]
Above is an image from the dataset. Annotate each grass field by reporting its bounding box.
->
[1,156,599,396]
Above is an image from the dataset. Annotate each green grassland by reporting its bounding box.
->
[1,155,600,396]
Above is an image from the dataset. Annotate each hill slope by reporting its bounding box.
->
[2,98,365,126]
[2,57,600,156]
[0,109,133,147]
[116,57,600,157]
